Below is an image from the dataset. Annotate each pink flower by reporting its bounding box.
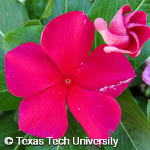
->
[142,57,150,85]
[5,11,135,139]
[94,5,150,58]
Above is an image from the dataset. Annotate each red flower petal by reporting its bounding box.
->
[94,18,129,49]
[67,85,121,139]
[5,42,62,97]
[19,85,67,138]
[124,11,147,25]
[41,11,95,75]
[127,31,140,57]
[127,24,150,49]
[73,45,135,98]
[103,31,140,57]
[109,5,132,35]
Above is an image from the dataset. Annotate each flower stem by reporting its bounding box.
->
[13,134,28,150]
[0,30,4,37]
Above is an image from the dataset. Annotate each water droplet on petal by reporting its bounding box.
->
[80,62,84,65]
[84,19,86,24]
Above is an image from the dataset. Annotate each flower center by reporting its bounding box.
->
[65,78,72,85]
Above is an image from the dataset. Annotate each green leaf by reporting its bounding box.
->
[135,97,148,116]
[147,100,150,123]
[0,0,29,70]
[25,0,49,19]
[42,0,92,25]
[0,91,21,111]
[25,135,54,150]
[0,0,29,34]
[88,0,150,29]
[3,25,44,53]
[145,86,150,97]
[24,19,42,27]
[88,0,118,48]
[134,0,150,24]
[26,144,53,150]
[40,0,54,20]
[14,109,19,124]
[105,123,135,150]
[0,70,7,90]
[66,0,92,14]
[128,57,136,69]
[117,89,150,150]
[0,35,4,70]
[0,114,25,149]
[0,70,21,111]
[129,64,144,88]
[134,0,150,69]
[135,39,150,69]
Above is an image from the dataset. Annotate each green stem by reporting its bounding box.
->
[64,0,67,13]
[135,0,145,11]
[13,134,28,150]
[0,30,4,37]
[0,89,8,93]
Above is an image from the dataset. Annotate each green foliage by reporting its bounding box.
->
[88,0,118,49]
[25,0,49,19]
[24,19,42,27]
[3,25,44,53]
[105,124,135,150]
[42,0,92,25]
[40,0,54,19]
[0,35,4,70]
[0,70,21,111]
[0,0,150,150]
[147,100,150,123]
[0,114,25,149]
[0,0,29,34]
[0,0,29,70]
[104,89,150,150]
[135,39,150,69]
[117,89,150,150]
[25,0,54,20]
